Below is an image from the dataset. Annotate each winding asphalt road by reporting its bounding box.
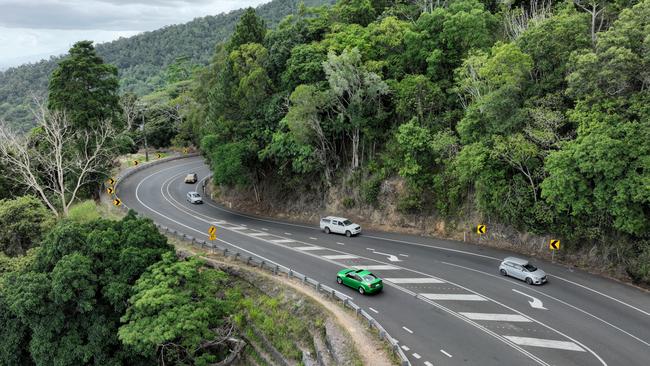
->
[118,156,650,366]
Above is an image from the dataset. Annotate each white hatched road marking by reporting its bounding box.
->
[401,345,410,351]
[424,362,434,366]
[139,165,607,366]
[412,353,421,359]
[248,232,270,237]
[337,242,345,245]
[309,237,318,240]
[271,239,295,243]
[460,313,532,322]
[368,307,378,314]
[385,278,444,284]
[402,326,413,334]
[284,232,292,235]
[354,265,400,270]
[227,226,247,230]
[504,336,585,352]
[323,254,358,260]
[294,246,324,251]
[440,350,452,358]
[421,294,487,301]
[399,253,409,257]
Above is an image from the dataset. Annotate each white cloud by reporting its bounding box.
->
[0,0,270,69]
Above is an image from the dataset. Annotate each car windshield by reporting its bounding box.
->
[523,263,537,272]
[342,220,352,225]
[362,274,376,282]
[191,193,199,197]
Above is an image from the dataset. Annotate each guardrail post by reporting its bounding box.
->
[316,282,320,292]
[247,256,252,265]
[401,360,409,366]
[356,308,361,317]
[379,330,386,339]
[331,290,335,298]
[223,248,228,256]
[343,298,348,307]
[261,260,265,269]
[288,269,293,278]
[274,265,278,275]
[303,276,307,284]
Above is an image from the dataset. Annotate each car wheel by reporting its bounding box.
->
[336,277,342,285]
[526,277,533,285]
[325,227,330,234]
[345,230,351,237]
[358,286,365,295]
[500,269,507,276]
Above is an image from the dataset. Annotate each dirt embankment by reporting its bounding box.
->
[205,177,646,289]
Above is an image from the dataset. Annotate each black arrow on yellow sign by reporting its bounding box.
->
[113,198,122,207]
[156,153,162,159]
[477,225,487,234]
[133,160,139,167]
[550,239,560,250]
[106,187,114,195]
[107,178,115,186]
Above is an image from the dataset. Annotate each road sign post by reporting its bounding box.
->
[208,226,216,241]
[549,239,560,262]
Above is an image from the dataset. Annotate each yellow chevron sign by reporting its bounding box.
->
[477,225,487,234]
[550,239,560,250]
[107,178,115,186]
[106,187,114,195]
[113,198,122,206]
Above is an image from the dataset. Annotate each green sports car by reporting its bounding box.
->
[336,269,383,295]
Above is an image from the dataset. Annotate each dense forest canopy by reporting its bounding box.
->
[185,0,649,281]
[0,0,335,131]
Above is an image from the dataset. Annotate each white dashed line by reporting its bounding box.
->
[228,226,246,230]
[354,265,400,270]
[420,294,486,301]
[284,232,292,235]
[294,246,324,251]
[459,313,531,322]
[503,336,585,352]
[440,350,452,358]
[309,237,318,240]
[412,353,421,359]
[323,254,358,260]
[402,326,413,334]
[368,307,378,314]
[401,345,410,351]
[261,228,268,231]
[385,278,444,284]
[336,242,345,245]
[399,253,409,257]
[424,361,434,366]
[248,232,270,237]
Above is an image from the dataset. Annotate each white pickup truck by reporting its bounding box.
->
[320,216,361,237]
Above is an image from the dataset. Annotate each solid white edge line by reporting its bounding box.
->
[149,167,554,366]
[441,261,650,348]
[322,254,358,260]
[129,160,600,366]
[440,350,452,358]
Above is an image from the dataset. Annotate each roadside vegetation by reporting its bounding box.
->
[180,0,649,284]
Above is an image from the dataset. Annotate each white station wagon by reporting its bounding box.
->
[499,257,548,285]
[320,216,361,237]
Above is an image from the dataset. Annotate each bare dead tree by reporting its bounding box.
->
[0,101,115,217]
[119,94,139,131]
[504,0,553,40]
[574,0,607,46]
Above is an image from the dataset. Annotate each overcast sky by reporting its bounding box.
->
[0,0,271,70]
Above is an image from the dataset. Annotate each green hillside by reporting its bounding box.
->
[0,0,334,131]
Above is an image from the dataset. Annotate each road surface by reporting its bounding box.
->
[117,156,650,366]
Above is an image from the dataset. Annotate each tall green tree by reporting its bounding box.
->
[0,196,54,257]
[1,212,173,365]
[119,254,236,365]
[229,8,267,51]
[48,41,121,130]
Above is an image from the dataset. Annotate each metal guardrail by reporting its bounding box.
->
[110,154,411,366]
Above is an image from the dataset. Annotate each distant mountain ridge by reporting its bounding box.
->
[0,0,334,130]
